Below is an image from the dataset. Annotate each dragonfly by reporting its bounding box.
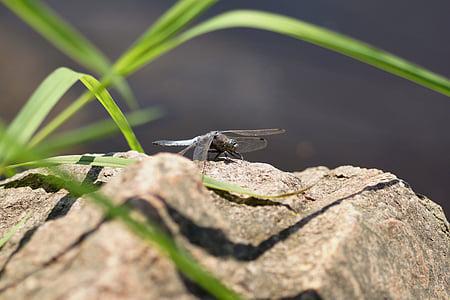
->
[153,129,285,161]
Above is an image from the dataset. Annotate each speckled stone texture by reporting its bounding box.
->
[0,152,448,299]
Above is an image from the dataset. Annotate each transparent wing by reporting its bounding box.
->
[234,136,268,153]
[178,143,196,156]
[192,134,214,161]
[220,129,285,136]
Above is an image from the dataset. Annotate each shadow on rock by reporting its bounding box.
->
[156,179,400,261]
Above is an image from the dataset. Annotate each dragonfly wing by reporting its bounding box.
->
[234,136,268,153]
[220,129,285,136]
[178,143,196,156]
[192,134,214,161]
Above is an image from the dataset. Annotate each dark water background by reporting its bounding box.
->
[1,0,449,217]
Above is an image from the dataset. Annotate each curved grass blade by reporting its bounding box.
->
[58,174,241,300]
[202,175,312,199]
[114,0,217,74]
[119,10,450,97]
[0,130,241,300]
[0,68,81,162]
[142,0,218,38]
[0,67,143,164]
[6,155,311,199]
[79,75,144,152]
[36,107,163,154]
[0,122,39,172]
[0,213,31,249]
[28,91,93,148]
[1,0,138,109]
[6,155,137,170]
[30,0,217,146]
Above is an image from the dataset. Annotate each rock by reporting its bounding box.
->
[0,152,448,299]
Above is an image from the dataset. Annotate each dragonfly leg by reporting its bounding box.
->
[212,151,223,161]
[207,149,222,161]
[229,151,244,160]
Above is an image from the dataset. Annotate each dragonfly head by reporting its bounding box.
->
[228,138,238,150]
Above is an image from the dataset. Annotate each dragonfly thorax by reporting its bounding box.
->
[211,133,238,152]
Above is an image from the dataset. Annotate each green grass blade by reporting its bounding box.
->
[1,68,143,163]
[36,107,163,154]
[6,155,309,199]
[0,213,31,249]
[59,175,241,300]
[6,155,136,170]
[0,68,81,162]
[0,129,241,299]
[27,0,217,143]
[1,0,138,109]
[120,10,450,97]
[202,175,312,199]
[28,92,93,148]
[79,75,144,152]
[0,126,49,175]
[0,122,36,170]
[141,0,217,38]
[114,0,217,75]
[108,74,138,110]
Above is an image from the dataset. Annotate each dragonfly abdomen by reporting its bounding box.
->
[152,138,197,147]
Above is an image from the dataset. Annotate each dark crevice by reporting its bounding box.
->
[0,219,104,292]
[364,179,399,192]
[213,190,296,212]
[415,192,427,200]
[1,157,107,192]
[0,165,107,286]
[279,289,323,300]
[0,226,38,270]
[398,179,412,189]
[2,173,67,193]
[335,174,351,179]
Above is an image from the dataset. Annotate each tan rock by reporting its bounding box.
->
[0,152,448,299]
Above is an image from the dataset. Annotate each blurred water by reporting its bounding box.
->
[0,0,449,216]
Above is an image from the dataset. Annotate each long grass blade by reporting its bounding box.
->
[1,0,138,109]
[29,0,217,146]
[28,92,93,148]
[119,10,450,97]
[0,213,31,249]
[114,0,217,75]
[0,68,81,162]
[59,174,241,300]
[6,155,136,170]
[6,155,310,199]
[202,175,312,199]
[0,129,241,299]
[36,107,163,154]
[78,75,144,152]
[0,122,44,171]
[0,68,143,164]
[139,0,217,41]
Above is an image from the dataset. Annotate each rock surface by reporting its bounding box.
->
[0,152,448,299]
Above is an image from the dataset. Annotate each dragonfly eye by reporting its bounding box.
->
[230,139,238,149]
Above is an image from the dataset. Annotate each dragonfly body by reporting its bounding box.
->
[153,129,285,161]
[151,137,199,147]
